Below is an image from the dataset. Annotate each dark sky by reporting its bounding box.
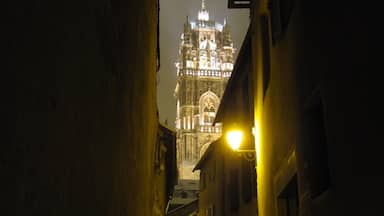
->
[157,0,249,128]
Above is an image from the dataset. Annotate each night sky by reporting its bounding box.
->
[157,0,249,128]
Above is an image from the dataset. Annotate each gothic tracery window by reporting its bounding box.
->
[203,98,216,124]
[199,91,219,126]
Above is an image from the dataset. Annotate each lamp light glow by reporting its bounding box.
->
[226,130,243,150]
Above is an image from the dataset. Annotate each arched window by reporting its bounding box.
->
[199,91,219,126]
[203,101,215,124]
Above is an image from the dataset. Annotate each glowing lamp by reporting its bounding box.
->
[226,130,243,150]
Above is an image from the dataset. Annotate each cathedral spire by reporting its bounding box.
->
[198,0,209,21]
[184,15,191,31]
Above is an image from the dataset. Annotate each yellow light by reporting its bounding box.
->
[254,120,261,166]
[226,130,243,150]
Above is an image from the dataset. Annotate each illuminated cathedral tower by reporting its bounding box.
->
[174,0,235,180]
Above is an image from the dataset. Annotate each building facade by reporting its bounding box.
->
[4,0,167,215]
[174,0,235,180]
[154,123,178,215]
[214,0,376,215]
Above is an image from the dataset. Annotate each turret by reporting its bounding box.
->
[222,18,233,47]
[183,16,192,45]
[198,0,209,21]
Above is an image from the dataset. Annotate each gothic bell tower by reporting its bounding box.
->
[174,0,235,180]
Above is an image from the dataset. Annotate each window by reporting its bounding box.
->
[206,205,214,216]
[306,97,330,198]
[269,0,295,44]
[260,15,271,101]
[186,60,194,68]
[201,97,216,124]
[203,106,215,124]
[277,174,299,216]
[199,92,219,125]
[228,0,251,8]
[183,136,187,159]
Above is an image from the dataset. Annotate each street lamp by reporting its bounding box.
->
[226,130,243,150]
[225,126,256,161]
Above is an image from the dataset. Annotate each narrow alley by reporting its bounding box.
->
[3,0,380,216]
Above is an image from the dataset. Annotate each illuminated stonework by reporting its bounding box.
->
[174,0,235,180]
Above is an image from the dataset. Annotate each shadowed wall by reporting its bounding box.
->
[3,0,159,215]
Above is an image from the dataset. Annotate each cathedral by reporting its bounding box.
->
[174,0,235,180]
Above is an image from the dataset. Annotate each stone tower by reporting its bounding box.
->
[174,0,235,180]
